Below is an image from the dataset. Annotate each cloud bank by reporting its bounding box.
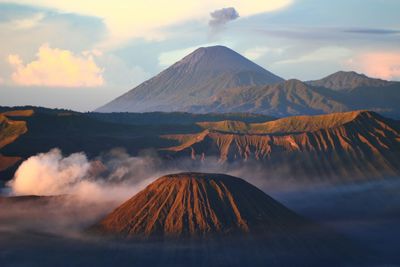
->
[0,0,293,49]
[348,52,400,80]
[8,43,104,87]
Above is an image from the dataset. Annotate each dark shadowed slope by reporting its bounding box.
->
[96,45,284,112]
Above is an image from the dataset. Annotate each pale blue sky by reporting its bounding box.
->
[0,0,399,111]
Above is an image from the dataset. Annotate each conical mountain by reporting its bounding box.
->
[96,46,284,112]
[93,172,312,239]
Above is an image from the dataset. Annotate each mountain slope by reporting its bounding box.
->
[308,71,400,118]
[93,172,326,239]
[96,45,284,112]
[162,111,400,181]
[185,72,400,118]
[187,79,348,116]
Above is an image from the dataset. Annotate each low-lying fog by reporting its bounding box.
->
[1,148,399,266]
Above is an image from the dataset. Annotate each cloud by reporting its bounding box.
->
[0,1,293,49]
[346,52,400,80]
[274,46,352,65]
[243,46,285,60]
[100,53,150,87]
[209,7,239,28]
[7,43,104,87]
[343,28,400,35]
[0,11,45,30]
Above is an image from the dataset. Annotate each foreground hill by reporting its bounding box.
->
[162,111,400,181]
[93,172,309,238]
[96,45,284,112]
[92,172,362,265]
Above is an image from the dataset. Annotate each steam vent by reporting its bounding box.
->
[93,172,312,239]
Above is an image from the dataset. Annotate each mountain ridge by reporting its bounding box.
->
[187,79,349,116]
[162,111,400,180]
[196,110,378,134]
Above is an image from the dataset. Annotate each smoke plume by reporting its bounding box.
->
[209,7,239,29]
[7,148,164,203]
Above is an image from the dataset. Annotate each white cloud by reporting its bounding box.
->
[274,46,352,65]
[2,0,293,49]
[7,43,104,87]
[243,46,285,60]
[100,54,150,87]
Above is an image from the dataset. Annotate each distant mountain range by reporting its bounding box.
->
[97,46,400,118]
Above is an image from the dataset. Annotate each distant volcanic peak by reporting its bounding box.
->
[96,45,284,112]
[331,70,368,78]
[172,45,277,75]
[309,70,392,90]
[94,172,303,239]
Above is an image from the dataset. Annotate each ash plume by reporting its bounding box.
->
[209,7,239,28]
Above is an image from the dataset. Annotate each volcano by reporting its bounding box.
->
[96,45,284,112]
[94,172,319,239]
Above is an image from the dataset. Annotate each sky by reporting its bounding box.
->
[0,0,399,111]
